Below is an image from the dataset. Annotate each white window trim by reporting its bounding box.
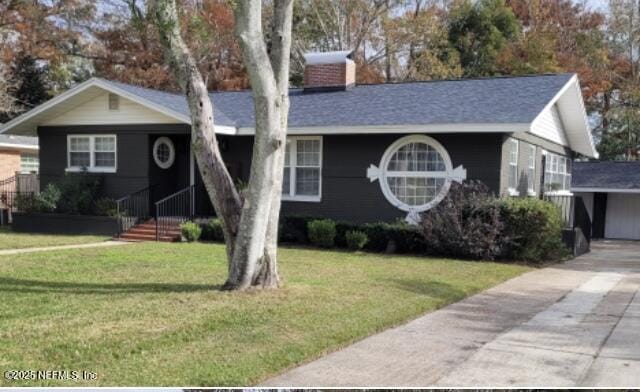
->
[543,151,571,194]
[527,144,536,196]
[66,134,117,173]
[507,139,519,196]
[378,135,454,213]
[282,136,322,202]
[20,153,39,174]
[153,137,176,169]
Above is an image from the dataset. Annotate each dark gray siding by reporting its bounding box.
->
[221,133,504,223]
[37,124,190,199]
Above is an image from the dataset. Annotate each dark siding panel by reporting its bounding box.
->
[592,192,607,239]
[220,133,503,223]
[37,124,188,199]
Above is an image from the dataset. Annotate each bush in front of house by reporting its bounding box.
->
[345,230,368,251]
[307,219,336,248]
[421,181,506,260]
[15,184,61,213]
[94,197,118,217]
[501,197,568,262]
[16,174,106,215]
[55,174,103,215]
[180,221,202,242]
[201,218,225,242]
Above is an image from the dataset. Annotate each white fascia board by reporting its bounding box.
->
[214,125,237,135]
[0,143,38,151]
[0,78,100,134]
[571,187,640,194]
[530,74,577,130]
[529,75,598,158]
[0,78,193,135]
[236,123,531,136]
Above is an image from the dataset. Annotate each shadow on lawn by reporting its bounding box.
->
[0,277,220,294]
[390,278,467,301]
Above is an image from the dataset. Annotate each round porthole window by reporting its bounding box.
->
[153,137,175,169]
[366,135,466,222]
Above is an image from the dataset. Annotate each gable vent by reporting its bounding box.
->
[108,93,120,110]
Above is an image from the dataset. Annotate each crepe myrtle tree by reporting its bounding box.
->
[150,0,294,290]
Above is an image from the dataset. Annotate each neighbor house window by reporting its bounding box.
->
[544,152,571,193]
[527,145,536,194]
[20,153,39,173]
[507,139,519,194]
[67,135,117,172]
[282,136,322,201]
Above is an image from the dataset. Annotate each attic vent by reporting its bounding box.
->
[108,93,120,110]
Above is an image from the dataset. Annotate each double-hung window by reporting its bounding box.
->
[544,152,571,193]
[282,136,322,202]
[507,139,519,194]
[20,153,39,173]
[527,145,536,194]
[67,135,117,173]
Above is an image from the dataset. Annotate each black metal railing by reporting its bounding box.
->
[544,194,574,228]
[0,174,39,213]
[116,186,155,236]
[155,185,194,240]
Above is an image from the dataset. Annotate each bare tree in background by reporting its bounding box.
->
[150,0,294,290]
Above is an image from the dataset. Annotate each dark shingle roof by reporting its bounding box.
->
[211,73,573,128]
[0,134,38,146]
[106,80,237,126]
[573,161,640,190]
[105,73,573,129]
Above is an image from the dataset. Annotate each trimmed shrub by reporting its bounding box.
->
[55,174,103,215]
[94,197,117,217]
[280,215,318,243]
[307,219,336,248]
[360,221,426,254]
[180,221,202,242]
[501,197,569,262]
[35,184,62,213]
[421,181,506,260]
[345,230,368,251]
[201,218,225,242]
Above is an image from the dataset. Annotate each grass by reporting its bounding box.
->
[0,242,532,386]
[0,227,108,250]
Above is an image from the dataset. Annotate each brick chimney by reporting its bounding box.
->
[303,50,355,92]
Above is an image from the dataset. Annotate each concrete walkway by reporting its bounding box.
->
[0,240,129,255]
[262,240,640,388]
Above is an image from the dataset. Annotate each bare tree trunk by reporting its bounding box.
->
[150,0,242,263]
[225,0,293,290]
[150,0,293,291]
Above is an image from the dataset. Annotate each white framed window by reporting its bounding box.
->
[507,139,519,195]
[67,135,117,173]
[378,135,454,212]
[527,144,536,195]
[544,152,572,193]
[282,136,322,202]
[153,137,176,169]
[20,153,39,173]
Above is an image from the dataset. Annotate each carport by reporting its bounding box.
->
[572,161,640,240]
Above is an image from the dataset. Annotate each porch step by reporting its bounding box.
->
[119,233,179,242]
[117,219,182,242]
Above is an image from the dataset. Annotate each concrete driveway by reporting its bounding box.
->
[262,241,640,388]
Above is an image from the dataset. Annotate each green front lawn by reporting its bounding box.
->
[0,227,108,250]
[0,242,531,386]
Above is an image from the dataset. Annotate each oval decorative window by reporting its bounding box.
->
[153,137,175,169]
[366,135,467,222]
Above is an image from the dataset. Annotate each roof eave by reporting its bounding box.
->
[237,122,531,136]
